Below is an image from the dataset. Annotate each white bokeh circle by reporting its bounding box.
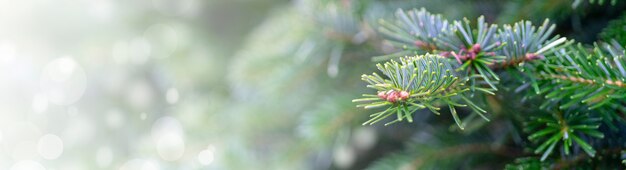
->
[10,160,45,170]
[197,148,214,166]
[165,88,179,104]
[39,57,86,105]
[37,134,63,160]
[156,134,185,161]
[151,117,185,161]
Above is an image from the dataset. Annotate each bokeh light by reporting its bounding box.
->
[37,134,63,160]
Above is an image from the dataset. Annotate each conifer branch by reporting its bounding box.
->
[375,8,568,92]
[524,111,604,161]
[524,43,626,113]
[353,54,492,129]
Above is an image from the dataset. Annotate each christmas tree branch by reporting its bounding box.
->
[353,54,492,129]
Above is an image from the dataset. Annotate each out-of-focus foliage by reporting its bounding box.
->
[600,12,626,44]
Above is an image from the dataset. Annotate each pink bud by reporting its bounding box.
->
[386,92,398,102]
[377,91,387,99]
[399,91,409,100]
[471,44,481,53]
[525,53,544,60]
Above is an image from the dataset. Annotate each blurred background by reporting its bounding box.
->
[0,0,624,169]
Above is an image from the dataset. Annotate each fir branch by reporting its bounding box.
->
[353,54,492,129]
[436,16,505,90]
[495,19,566,68]
[524,111,604,161]
[525,43,626,113]
[374,8,568,91]
[376,8,449,55]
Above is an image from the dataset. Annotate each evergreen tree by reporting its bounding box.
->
[230,0,626,169]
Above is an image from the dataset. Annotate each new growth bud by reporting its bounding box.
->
[378,91,388,99]
[379,90,410,103]
[386,92,398,102]
[470,44,481,53]
[399,91,409,100]
[525,53,544,60]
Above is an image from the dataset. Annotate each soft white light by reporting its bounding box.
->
[31,94,48,114]
[152,0,200,17]
[119,159,161,170]
[89,0,115,21]
[129,38,151,65]
[4,122,42,142]
[0,41,17,64]
[151,117,184,141]
[96,146,113,168]
[67,106,79,117]
[40,57,86,105]
[197,148,214,166]
[165,88,179,104]
[143,24,178,59]
[333,146,355,169]
[37,134,63,160]
[353,127,377,151]
[10,160,45,170]
[12,141,38,160]
[156,133,185,161]
[5,123,42,160]
[151,117,185,161]
[62,116,94,146]
[140,113,147,120]
[142,160,161,170]
[105,109,125,128]
[112,41,129,64]
[127,80,154,110]
[119,159,142,170]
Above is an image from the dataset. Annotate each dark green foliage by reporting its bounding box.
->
[573,0,618,8]
[525,112,604,161]
[599,13,626,45]
[365,152,416,170]
[504,157,548,170]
